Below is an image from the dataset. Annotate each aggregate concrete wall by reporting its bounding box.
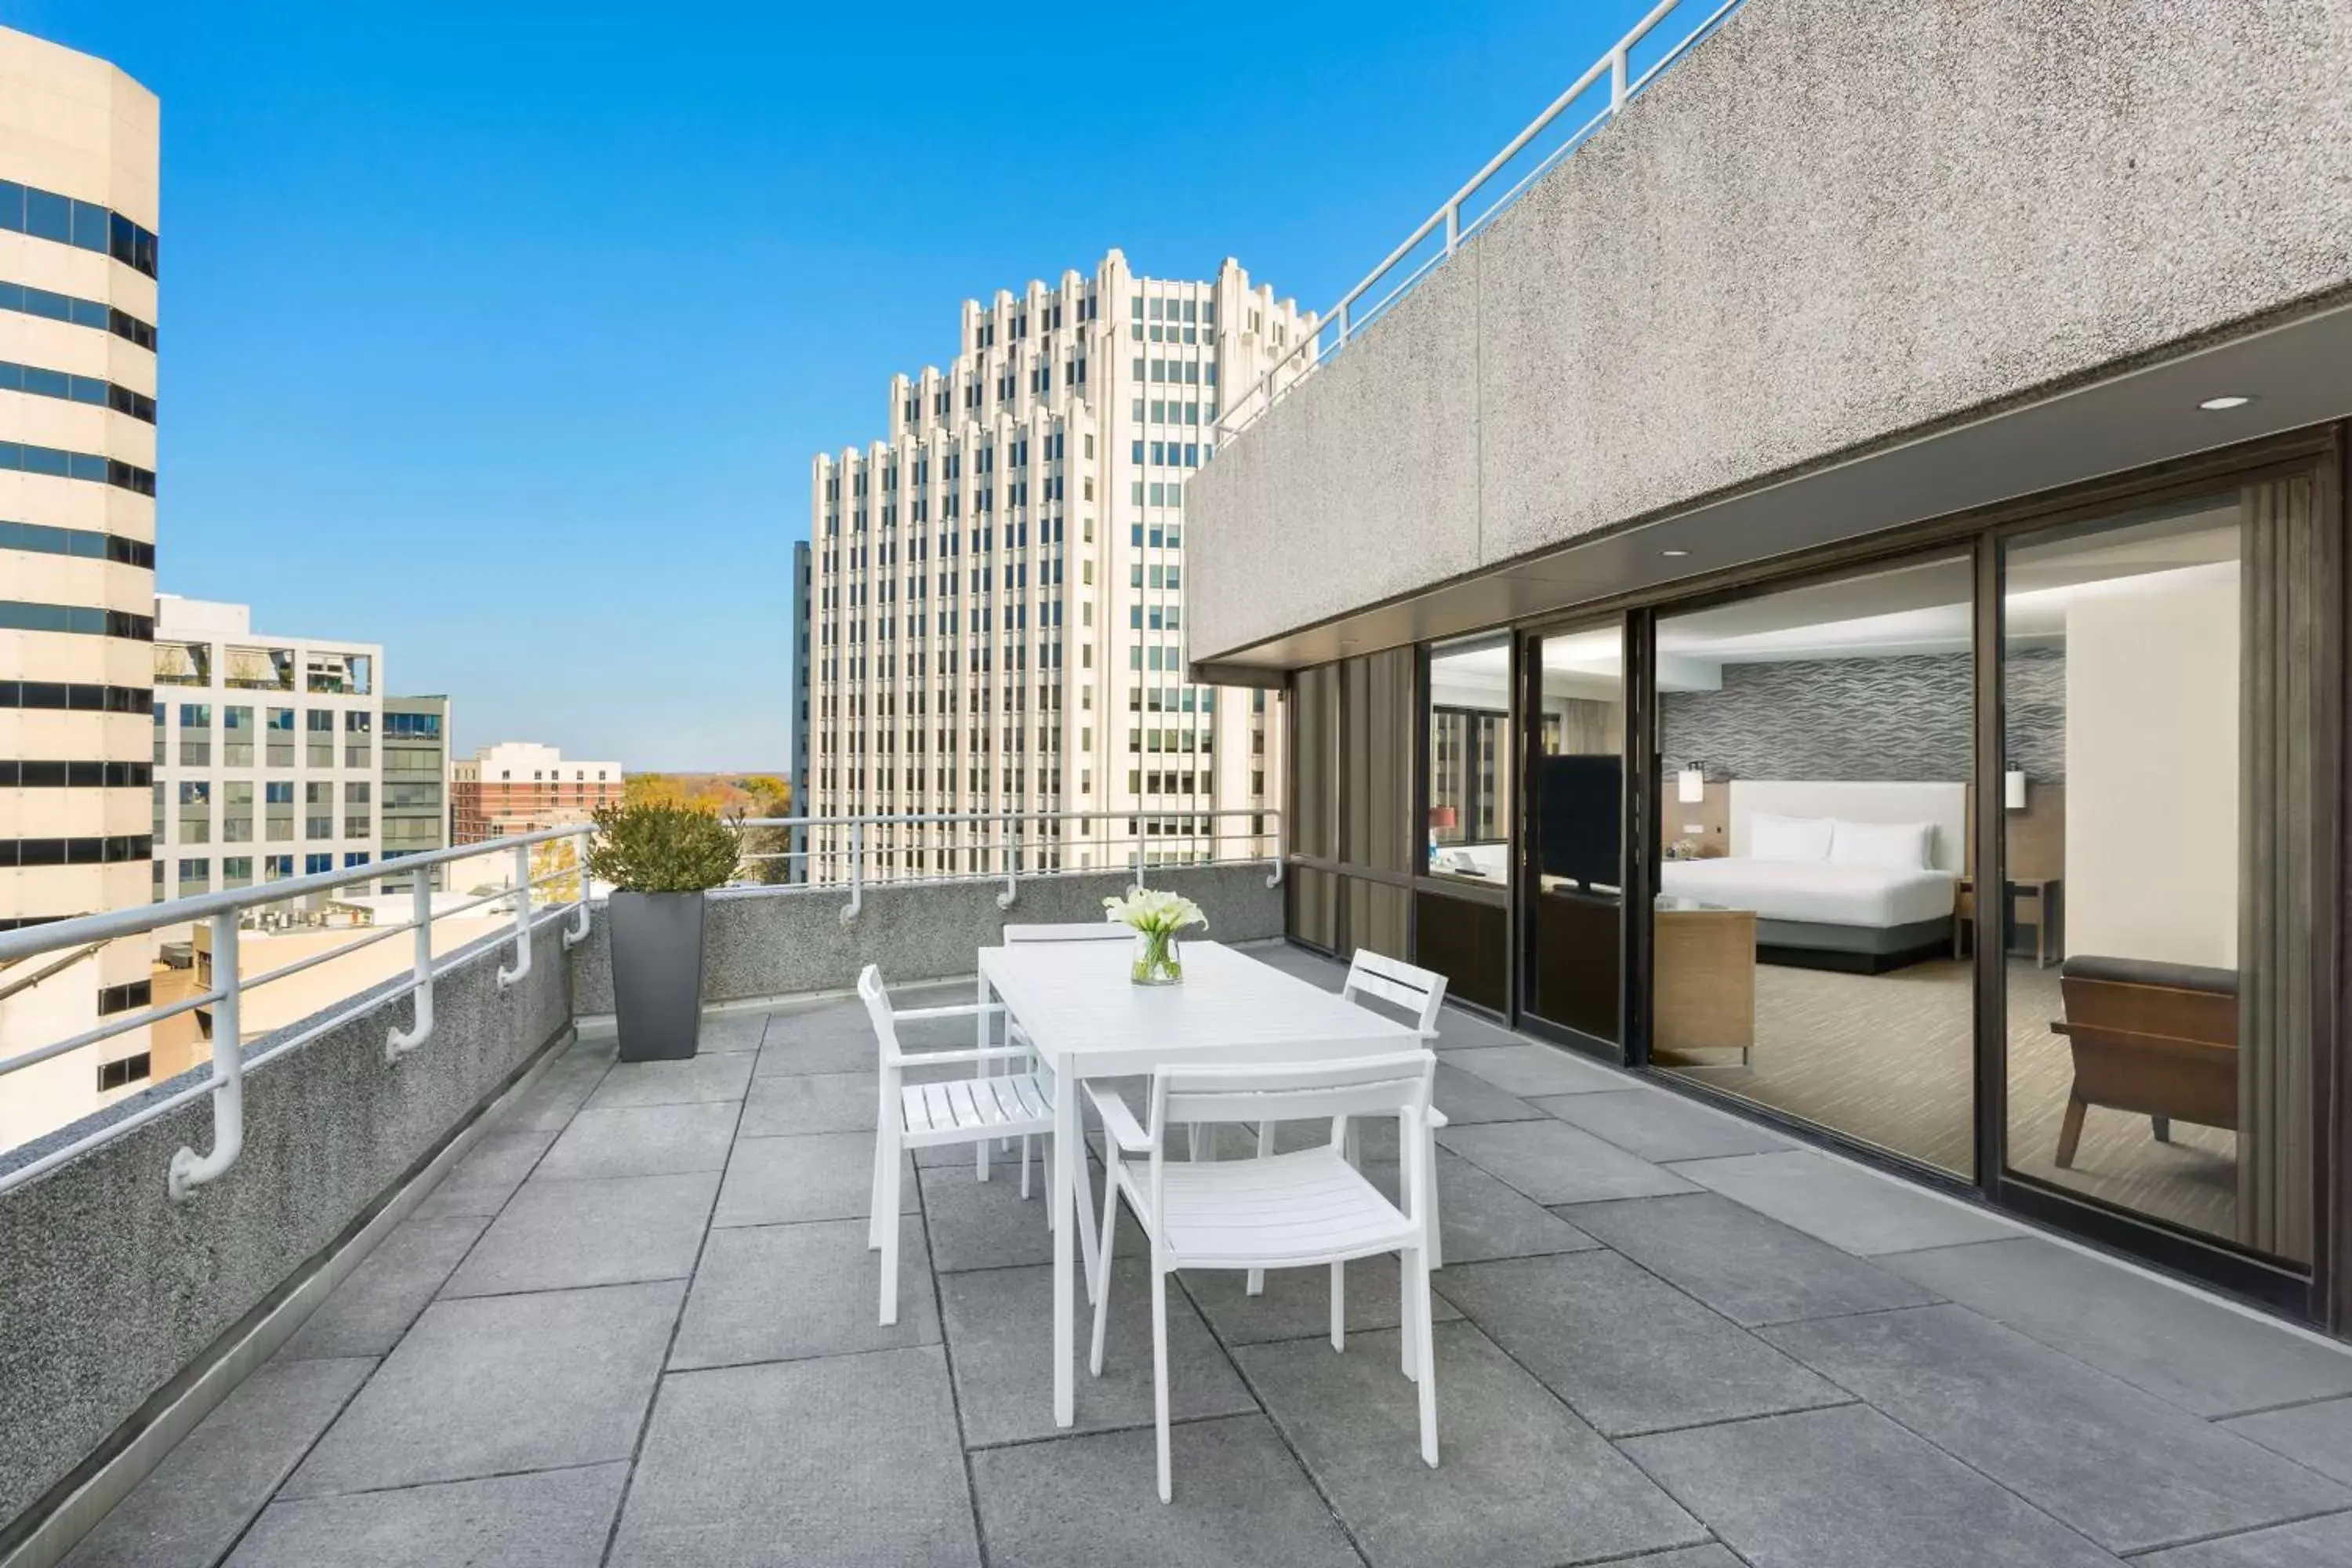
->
[0,919,573,1530]
[568,862,1285,1014]
[1188,0,2352,661]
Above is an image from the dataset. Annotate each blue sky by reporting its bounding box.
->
[3,0,1667,769]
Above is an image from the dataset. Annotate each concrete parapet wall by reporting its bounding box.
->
[568,863,1286,1014]
[0,918,573,1532]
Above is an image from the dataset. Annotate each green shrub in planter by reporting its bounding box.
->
[586,800,743,892]
[587,803,742,1061]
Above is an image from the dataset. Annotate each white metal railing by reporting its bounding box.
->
[1213,0,1747,446]
[0,808,1281,1200]
[743,807,1283,925]
[0,822,597,1202]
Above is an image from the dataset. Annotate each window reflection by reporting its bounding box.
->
[1425,641,1510,886]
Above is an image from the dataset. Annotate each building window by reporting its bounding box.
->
[96,1054,152,1092]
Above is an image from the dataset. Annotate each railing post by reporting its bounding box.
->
[1268,812,1285,889]
[1131,845,1146,892]
[168,912,243,1200]
[999,817,1019,910]
[1610,45,1628,112]
[562,826,593,949]
[1445,201,1460,255]
[840,822,864,925]
[1337,299,1351,346]
[497,840,532,989]
[385,870,435,1061]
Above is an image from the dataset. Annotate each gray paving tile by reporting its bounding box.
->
[441,1171,717,1297]
[914,1130,1051,1169]
[753,1025,879,1076]
[1882,1237,2352,1417]
[2136,1513,2352,1568]
[1239,1320,1705,1568]
[2225,1396,2352,1487]
[60,1357,374,1568]
[608,1347,980,1568]
[1445,1042,1629,1097]
[1183,1253,1465,1346]
[713,1131,916,1227]
[1435,1251,1847,1437]
[1437,1120,1700,1205]
[1763,1304,2350,1553]
[1533,1087,1794,1163]
[696,1010,768,1052]
[412,1127,556,1219]
[1566,1193,1938,1327]
[1604,1551,1746,1568]
[1363,1150,1602,1265]
[939,1256,1256,1446]
[1432,1060,1550,1125]
[739,1068,876,1136]
[1624,1404,2123,1568]
[563,1030,619,1065]
[670,1215,939,1370]
[279,1215,488,1359]
[1666,1149,2018,1255]
[583,1050,755,1109]
[971,1414,1367,1566]
[225,1463,627,1568]
[534,1099,738,1181]
[491,1059,607,1132]
[281,1279,681,1498]
[916,1153,1136,1272]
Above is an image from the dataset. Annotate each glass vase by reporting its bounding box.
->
[1131,928,1184,985]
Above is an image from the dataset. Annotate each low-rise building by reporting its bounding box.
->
[451,740,622,842]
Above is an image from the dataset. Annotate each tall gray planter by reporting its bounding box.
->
[609,890,706,1062]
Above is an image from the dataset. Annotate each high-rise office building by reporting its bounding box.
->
[800,251,1299,884]
[0,27,162,1148]
[790,539,811,883]
[151,596,386,902]
[379,694,451,890]
[451,741,623,842]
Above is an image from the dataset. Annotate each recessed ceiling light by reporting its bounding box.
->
[2198,394,2254,411]
[1661,548,1690,558]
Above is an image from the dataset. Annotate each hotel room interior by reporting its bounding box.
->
[1426,488,2316,1267]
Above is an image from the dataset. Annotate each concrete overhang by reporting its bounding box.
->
[1195,298,2352,678]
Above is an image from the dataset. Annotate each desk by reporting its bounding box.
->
[1955,877,2064,967]
[977,939,1423,1428]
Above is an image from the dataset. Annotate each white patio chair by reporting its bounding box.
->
[1242,950,1452,1292]
[860,964,1055,1326]
[1087,1050,1441,1501]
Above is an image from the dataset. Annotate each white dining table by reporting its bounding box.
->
[976,938,1425,1428]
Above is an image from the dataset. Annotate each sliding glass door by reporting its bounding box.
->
[1649,554,1979,1178]
[1418,637,1512,1011]
[1522,622,1628,1047]
[1998,481,2334,1269]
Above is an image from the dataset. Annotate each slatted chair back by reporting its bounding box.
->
[1149,1051,1433,1176]
[1342,949,1449,1038]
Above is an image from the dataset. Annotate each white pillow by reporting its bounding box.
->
[1830,818,1935,872]
[1748,814,1835,863]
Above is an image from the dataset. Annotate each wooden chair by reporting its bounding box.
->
[1087,1051,1441,1501]
[2049,956,2238,1169]
[859,965,1055,1325]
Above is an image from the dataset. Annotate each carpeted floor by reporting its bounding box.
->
[1659,956,2241,1244]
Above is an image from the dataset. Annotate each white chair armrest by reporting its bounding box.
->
[1428,1106,1449,1130]
[893,1001,1007,1022]
[1087,1085,1155,1153]
[884,1044,1032,1069]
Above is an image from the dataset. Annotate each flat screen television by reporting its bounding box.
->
[1539,753,1623,891]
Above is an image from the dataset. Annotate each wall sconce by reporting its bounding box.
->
[1677,766,1706,805]
[2004,769,2027,811]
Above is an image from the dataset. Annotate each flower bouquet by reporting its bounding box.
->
[1104,887,1208,985]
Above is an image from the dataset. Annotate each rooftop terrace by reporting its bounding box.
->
[45,944,2352,1568]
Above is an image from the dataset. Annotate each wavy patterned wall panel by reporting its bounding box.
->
[1661,649,2063,783]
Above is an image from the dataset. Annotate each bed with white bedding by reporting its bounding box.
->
[1658,780,1966,971]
